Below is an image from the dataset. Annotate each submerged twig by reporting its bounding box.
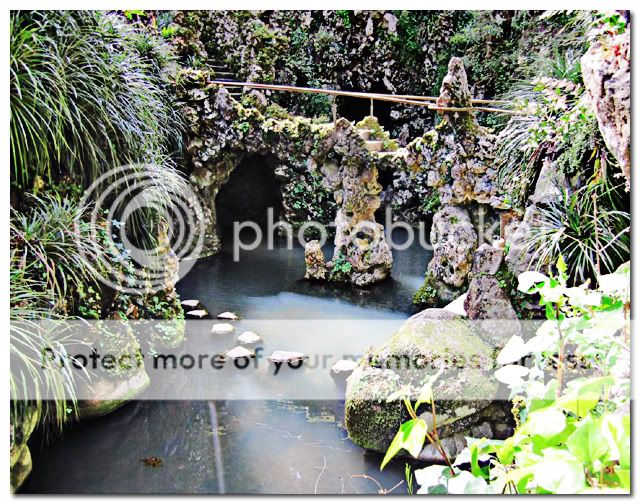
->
[314,457,327,494]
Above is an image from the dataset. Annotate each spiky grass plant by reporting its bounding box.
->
[524,181,630,284]
[10,10,183,189]
[10,195,102,432]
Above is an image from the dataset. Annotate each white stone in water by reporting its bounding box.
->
[330,359,358,376]
[186,309,208,318]
[237,331,261,345]
[211,323,235,334]
[225,346,254,360]
[267,351,307,364]
[181,299,200,308]
[217,311,239,320]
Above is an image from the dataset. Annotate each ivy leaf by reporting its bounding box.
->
[597,262,630,295]
[557,376,614,417]
[415,367,443,410]
[526,320,560,353]
[414,465,450,494]
[380,418,427,470]
[517,271,548,293]
[533,449,586,494]
[566,414,608,465]
[522,407,566,439]
[447,470,490,494]
[497,336,529,364]
[494,364,529,386]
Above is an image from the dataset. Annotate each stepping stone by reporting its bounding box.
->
[267,351,307,364]
[357,128,372,141]
[211,323,235,334]
[225,346,255,360]
[217,311,239,320]
[181,299,200,308]
[237,331,262,345]
[186,309,208,318]
[330,359,358,380]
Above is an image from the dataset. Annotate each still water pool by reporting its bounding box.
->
[24,230,432,494]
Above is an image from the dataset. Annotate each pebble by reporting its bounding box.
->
[217,311,239,320]
[267,350,307,364]
[181,299,200,308]
[211,323,235,334]
[237,331,262,345]
[225,346,255,360]
[186,309,208,318]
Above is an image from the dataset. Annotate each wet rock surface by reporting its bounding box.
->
[345,308,508,459]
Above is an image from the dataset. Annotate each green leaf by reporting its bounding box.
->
[522,407,566,439]
[447,470,490,494]
[533,449,586,494]
[567,414,608,465]
[380,418,427,470]
[556,255,567,277]
[557,376,614,417]
[494,364,529,386]
[414,465,450,494]
[517,271,548,293]
[497,336,529,364]
[415,367,443,410]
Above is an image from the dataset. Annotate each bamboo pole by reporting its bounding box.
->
[210,80,519,114]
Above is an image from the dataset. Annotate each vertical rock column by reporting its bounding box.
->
[306,119,393,286]
[414,57,499,306]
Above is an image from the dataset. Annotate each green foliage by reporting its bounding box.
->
[10,10,183,189]
[386,261,630,493]
[412,274,439,307]
[524,182,629,284]
[336,11,352,28]
[330,252,353,280]
[9,195,102,432]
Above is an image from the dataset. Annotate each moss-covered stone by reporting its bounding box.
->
[345,308,501,455]
[77,368,151,420]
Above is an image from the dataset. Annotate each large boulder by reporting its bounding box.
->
[10,408,39,493]
[345,309,504,459]
[581,29,630,190]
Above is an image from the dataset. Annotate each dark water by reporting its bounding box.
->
[24,230,432,494]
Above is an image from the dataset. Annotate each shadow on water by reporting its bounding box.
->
[23,228,432,494]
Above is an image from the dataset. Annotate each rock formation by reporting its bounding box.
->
[345,308,511,461]
[178,69,394,285]
[464,244,520,347]
[411,58,501,306]
[581,29,630,190]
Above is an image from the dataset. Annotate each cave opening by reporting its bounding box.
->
[215,154,282,240]
[375,168,395,223]
[337,82,393,131]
